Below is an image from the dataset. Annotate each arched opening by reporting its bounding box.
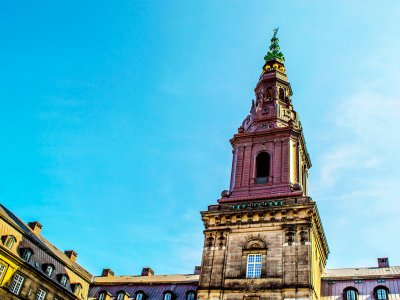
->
[266,87,273,100]
[255,152,270,184]
[279,88,285,101]
[375,286,389,300]
[344,288,358,300]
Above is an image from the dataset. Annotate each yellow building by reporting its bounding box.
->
[0,204,93,300]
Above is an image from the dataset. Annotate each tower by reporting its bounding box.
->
[198,30,329,300]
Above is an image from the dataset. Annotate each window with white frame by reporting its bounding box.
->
[44,264,54,277]
[61,274,68,286]
[4,236,16,250]
[0,262,7,281]
[9,273,25,295]
[246,254,262,278]
[98,292,106,300]
[164,292,173,300]
[117,292,125,300]
[136,292,144,300]
[187,292,196,300]
[35,288,47,300]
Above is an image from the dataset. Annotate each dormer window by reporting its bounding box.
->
[20,248,33,262]
[43,264,55,277]
[72,283,82,295]
[187,292,196,300]
[98,291,106,300]
[255,152,270,184]
[57,274,69,287]
[135,291,145,300]
[117,291,126,300]
[3,235,16,250]
[164,292,174,300]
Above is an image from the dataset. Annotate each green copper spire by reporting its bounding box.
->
[264,28,285,63]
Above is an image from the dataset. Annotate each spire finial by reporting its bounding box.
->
[273,27,279,38]
[264,27,285,63]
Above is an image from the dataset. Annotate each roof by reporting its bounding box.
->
[322,266,400,280]
[0,203,93,281]
[93,274,199,285]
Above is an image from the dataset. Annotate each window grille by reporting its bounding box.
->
[35,288,47,300]
[246,254,262,278]
[9,273,25,295]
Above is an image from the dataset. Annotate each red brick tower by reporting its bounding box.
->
[198,29,329,300]
[221,30,310,203]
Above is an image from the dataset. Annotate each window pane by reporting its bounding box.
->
[187,292,195,300]
[246,254,262,278]
[377,289,387,300]
[136,293,143,300]
[0,263,7,280]
[35,288,47,300]
[10,274,25,294]
[164,293,172,300]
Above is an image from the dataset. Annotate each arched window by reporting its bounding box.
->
[135,291,145,300]
[255,152,270,184]
[98,291,106,300]
[164,292,174,300]
[42,264,55,277]
[344,288,358,300]
[117,291,126,300]
[266,87,273,100]
[187,291,196,300]
[4,235,16,250]
[279,88,285,101]
[57,274,69,287]
[20,248,33,262]
[72,283,82,295]
[375,287,389,300]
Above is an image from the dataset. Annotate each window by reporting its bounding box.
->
[59,274,68,286]
[9,273,25,295]
[344,288,358,300]
[72,283,82,295]
[21,248,33,262]
[117,292,125,300]
[246,254,262,278]
[136,292,145,300]
[98,292,106,300]
[375,287,389,300]
[164,292,173,300]
[255,152,270,184]
[187,292,196,300]
[43,264,54,277]
[4,235,16,250]
[266,87,273,99]
[0,262,7,282]
[35,288,47,300]
[279,88,285,100]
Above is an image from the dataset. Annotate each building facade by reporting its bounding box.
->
[1,31,400,300]
[0,204,92,300]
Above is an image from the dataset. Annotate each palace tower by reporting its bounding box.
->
[197,30,329,300]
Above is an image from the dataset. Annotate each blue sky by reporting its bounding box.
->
[1,1,400,276]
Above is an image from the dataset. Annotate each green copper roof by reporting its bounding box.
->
[264,28,285,63]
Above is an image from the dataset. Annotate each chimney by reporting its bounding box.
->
[194,266,201,275]
[28,221,43,235]
[64,250,78,262]
[141,267,154,276]
[101,268,115,277]
[378,257,389,268]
